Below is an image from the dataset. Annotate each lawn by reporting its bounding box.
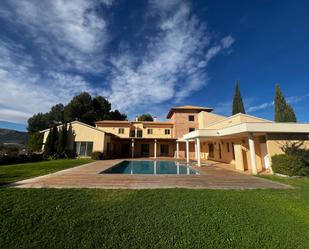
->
[0,176,308,248]
[0,159,93,185]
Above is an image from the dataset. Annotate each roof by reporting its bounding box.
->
[95,120,174,126]
[166,105,213,118]
[183,122,309,140]
[40,121,114,135]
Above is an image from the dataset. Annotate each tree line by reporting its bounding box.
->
[232,82,297,122]
[27,92,127,152]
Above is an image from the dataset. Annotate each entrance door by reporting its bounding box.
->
[260,143,270,170]
[141,144,150,157]
[121,144,130,158]
[160,144,169,156]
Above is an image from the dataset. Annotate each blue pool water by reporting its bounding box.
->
[101,160,198,175]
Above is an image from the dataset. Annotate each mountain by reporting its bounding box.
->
[0,128,28,145]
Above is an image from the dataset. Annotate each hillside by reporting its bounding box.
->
[0,128,28,145]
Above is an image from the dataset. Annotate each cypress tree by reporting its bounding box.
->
[285,104,297,122]
[232,81,246,115]
[43,126,58,158]
[57,123,67,156]
[274,85,297,122]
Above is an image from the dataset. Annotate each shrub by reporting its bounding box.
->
[282,141,309,165]
[0,153,44,166]
[271,154,307,176]
[91,151,104,160]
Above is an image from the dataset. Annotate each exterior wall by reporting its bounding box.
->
[42,122,106,154]
[266,133,309,158]
[198,111,226,129]
[205,114,271,130]
[142,124,173,139]
[97,122,173,139]
[96,123,131,138]
[199,135,266,173]
[170,110,200,138]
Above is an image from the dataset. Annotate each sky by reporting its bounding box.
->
[0,0,308,132]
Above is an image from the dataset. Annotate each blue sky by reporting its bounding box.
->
[0,0,308,132]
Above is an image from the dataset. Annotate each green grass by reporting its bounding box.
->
[0,159,93,185]
[0,176,308,249]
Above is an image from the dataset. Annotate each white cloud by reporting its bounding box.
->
[2,0,110,73]
[246,94,309,113]
[106,0,234,113]
[0,0,235,124]
[0,39,94,123]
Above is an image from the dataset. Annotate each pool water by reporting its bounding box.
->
[102,160,198,175]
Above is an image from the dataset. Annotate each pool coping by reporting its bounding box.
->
[10,159,291,189]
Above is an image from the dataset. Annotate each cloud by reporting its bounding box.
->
[106,0,234,113]
[0,0,235,124]
[1,0,111,73]
[0,39,94,123]
[247,94,309,113]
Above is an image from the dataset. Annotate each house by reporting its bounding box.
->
[41,105,309,174]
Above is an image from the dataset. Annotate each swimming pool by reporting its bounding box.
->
[101,160,198,175]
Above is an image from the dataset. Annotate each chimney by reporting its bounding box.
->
[153,116,157,122]
[135,116,138,121]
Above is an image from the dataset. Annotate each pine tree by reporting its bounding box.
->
[232,81,246,115]
[274,84,297,122]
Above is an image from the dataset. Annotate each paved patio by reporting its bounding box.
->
[12,159,290,189]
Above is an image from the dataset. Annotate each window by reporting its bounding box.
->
[137,130,143,137]
[227,142,230,152]
[147,128,153,134]
[118,128,124,134]
[130,130,135,137]
[165,129,170,135]
[208,143,214,158]
[188,115,195,121]
[75,142,93,157]
[189,128,195,132]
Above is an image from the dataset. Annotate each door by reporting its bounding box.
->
[160,144,169,156]
[141,144,150,157]
[121,144,130,158]
[260,143,270,170]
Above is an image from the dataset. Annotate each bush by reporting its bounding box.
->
[0,153,44,166]
[271,154,308,176]
[91,151,104,160]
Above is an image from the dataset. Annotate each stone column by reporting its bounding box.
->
[154,139,157,158]
[131,139,134,158]
[248,133,258,175]
[196,137,201,167]
[186,140,190,163]
[176,141,179,159]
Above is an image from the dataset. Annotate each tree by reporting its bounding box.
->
[43,126,58,157]
[106,110,127,120]
[274,85,297,122]
[64,92,96,125]
[49,103,64,125]
[27,113,49,133]
[232,81,246,115]
[286,104,297,122]
[138,114,153,121]
[57,123,67,156]
[28,132,43,152]
[92,96,111,120]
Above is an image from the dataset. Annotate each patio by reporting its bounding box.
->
[11,159,290,189]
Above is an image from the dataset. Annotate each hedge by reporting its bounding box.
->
[0,154,44,166]
[91,151,104,160]
[271,154,308,176]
